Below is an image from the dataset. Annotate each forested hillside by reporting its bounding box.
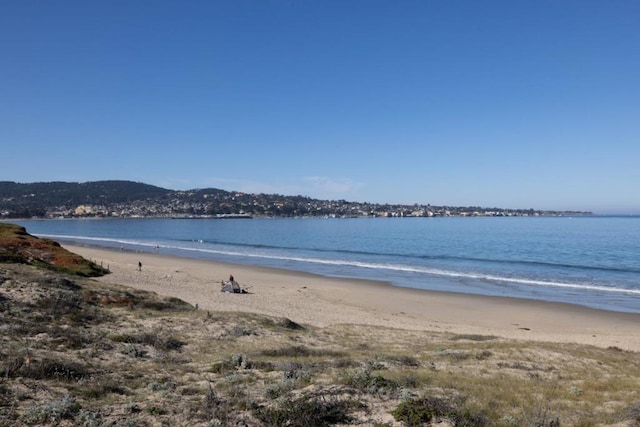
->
[0,181,171,218]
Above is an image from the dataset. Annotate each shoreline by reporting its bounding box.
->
[65,243,640,352]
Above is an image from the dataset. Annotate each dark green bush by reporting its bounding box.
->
[341,367,397,394]
[78,380,127,399]
[109,331,185,351]
[254,396,355,427]
[10,358,89,382]
[391,396,487,426]
[258,345,344,358]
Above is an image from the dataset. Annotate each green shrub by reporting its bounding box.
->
[386,354,421,367]
[391,396,487,426]
[265,379,295,399]
[138,296,193,311]
[122,344,147,358]
[17,358,89,382]
[21,395,80,425]
[226,325,258,337]
[258,345,344,358]
[341,367,397,395]
[254,396,354,426]
[109,331,184,351]
[78,380,127,399]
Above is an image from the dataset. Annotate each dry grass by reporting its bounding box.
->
[1,263,640,426]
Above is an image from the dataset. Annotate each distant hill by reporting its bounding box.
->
[0,180,592,218]
[0,180,170,205]
[0,181,172,218]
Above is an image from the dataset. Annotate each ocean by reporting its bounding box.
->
[11,216,640,314]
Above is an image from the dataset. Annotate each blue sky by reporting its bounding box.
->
[2,1,639,213]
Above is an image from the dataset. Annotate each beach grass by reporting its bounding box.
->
[2,262,640,425]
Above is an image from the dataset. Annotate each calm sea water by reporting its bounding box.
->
[12,216,640,313]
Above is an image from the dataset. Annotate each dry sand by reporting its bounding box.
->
[66,244,640,352]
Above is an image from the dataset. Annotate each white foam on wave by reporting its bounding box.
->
[42,234,152,247]
[169,242,640,296]
[43,234,640,297]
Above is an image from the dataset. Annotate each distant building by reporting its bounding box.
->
[75,205,93,215]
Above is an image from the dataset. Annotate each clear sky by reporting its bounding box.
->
[2,1,638,214]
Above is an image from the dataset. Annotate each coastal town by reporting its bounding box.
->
[41,196,585,219]
[0,181,591,219]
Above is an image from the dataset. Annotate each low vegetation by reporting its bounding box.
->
[0,223,108,276]
[1,234,639,425]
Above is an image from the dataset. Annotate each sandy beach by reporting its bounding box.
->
[66,244,640,352]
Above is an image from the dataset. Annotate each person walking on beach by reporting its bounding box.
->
[229,274,234,282]
[138,261,142,271]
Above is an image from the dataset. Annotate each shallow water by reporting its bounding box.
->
[13,216,640,313]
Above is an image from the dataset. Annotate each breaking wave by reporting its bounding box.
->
[41,233,640,297]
